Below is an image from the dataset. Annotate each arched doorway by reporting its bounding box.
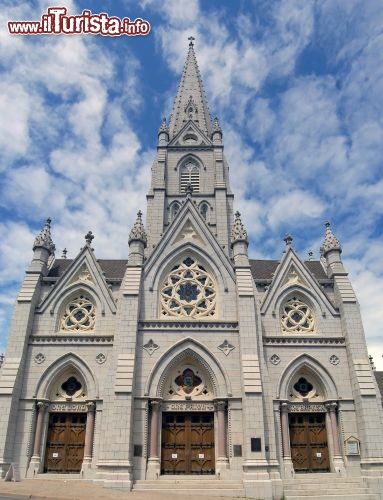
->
[29,359,97,476]
[278,358,343,476]
[146,347,229,478]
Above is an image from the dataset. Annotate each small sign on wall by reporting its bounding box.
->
[52,453,59,458]
[198,453,204,459]
[171,453,178,459]
[345,436,360,456]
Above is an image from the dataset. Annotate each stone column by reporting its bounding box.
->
[147,400,161,479]
[32,402,48,458]
[82,402,96,468]
[280,402,294,477]
[27,401,49,477]
[325,402,345,475]
[149,400,161,459]
[215,400,229,474]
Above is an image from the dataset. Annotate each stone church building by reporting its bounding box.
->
[1,40,383,499]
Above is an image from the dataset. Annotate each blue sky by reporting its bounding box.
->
[1,0,382,368]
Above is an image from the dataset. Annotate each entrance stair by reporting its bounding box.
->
[283,473,379,500]
[133,475,245,497]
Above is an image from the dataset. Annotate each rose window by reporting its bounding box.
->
[61,295,95,332]
[281,296,314,333]
[160,257,216,318]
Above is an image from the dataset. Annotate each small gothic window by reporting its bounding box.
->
[200,202,208,220]
[175,369,202,394]
[293,377,313,397]
[171,202,180,221]
[180,162,200,193]
[61,376,82,396]
[281,296,314,333]
[60,295,96,332]
[160,257,216,319]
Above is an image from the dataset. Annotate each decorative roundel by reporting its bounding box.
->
[281,296,314,333]
[160,257,216,319]
[61,295,95,332]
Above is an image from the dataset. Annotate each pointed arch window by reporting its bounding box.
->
[60,294,96,332]
[180,162,200,193]
[200,202,209,220]
[170,201,181,221]
[281,296,315,333]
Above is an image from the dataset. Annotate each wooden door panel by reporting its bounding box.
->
[289,413,329,473]
[161,412,215,475]
[44,413,86,473]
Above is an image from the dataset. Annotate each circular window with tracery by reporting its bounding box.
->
[281,296,314,333]
[160,257,216,319]
[60,295,96,332]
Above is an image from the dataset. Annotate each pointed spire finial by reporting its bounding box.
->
[169,36,212,138]
[158,117,169,134]
[284,233,293,246]
[231,211,248,244]
[85,231,94,247]
[321,221,341,256]
[33,218,56,255]
[185,183,193,197]
[129,210,147,247]
[308,250,314,261]
[61,248,68,259]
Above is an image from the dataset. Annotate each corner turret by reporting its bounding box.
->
[128,211,147,265]
[30,218,55,275]
[231,211,249,265]
[320,221,345,276]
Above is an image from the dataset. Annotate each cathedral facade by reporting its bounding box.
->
[1,41,383,499]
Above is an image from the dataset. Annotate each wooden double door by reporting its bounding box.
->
[289,413,330,472]
[44,413,86,473]
[161,412,215,475]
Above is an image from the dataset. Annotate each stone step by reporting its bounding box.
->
[285,495,379,500]
[284,487,370,496]
[133,479,245,497]
[36,473,83,480]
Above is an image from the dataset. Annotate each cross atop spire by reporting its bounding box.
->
[168,38,213,139]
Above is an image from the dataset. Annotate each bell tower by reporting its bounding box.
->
[146,38,234,256]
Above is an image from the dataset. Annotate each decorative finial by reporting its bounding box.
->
[188,36,195,46]
[61,248,68,259]
[85,231,94,247]
[185,183,193,197]
[231,211,248,244]
[33,218,56,255]
[213,117,222,133]
[284,233,293,246]
[308,250,314,261]
[129,210,147,247]
[158,117,169,134]
[321,221,341,256]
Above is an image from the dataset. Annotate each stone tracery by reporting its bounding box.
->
[160,257,216,319]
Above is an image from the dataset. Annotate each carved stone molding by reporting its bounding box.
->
[49,402,88,413]
[264,337,345,346]
[140,321,238,331]
[143,339,159,355]
[34,352,46,364]
[329,354,340,365]
[287,402,327,413]
[96,353,107,364]
[218,340,235,356]
[270,354,281,365]
[30,335,114,345]
[162,401,215,412]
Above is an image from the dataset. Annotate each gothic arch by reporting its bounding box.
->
[145,338,231,399]
[35,352,99,400]
[176,153,205,171]
[277,354,338,401]
[169,200,181,222]
[198,200,210,220]
[150,243,228,293]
